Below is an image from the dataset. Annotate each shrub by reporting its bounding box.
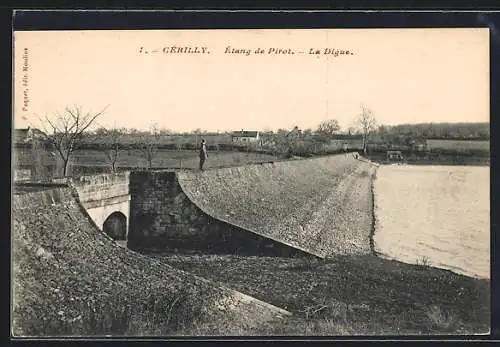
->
[416,256,430,268]
[425,305,459,332]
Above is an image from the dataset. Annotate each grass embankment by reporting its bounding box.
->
[179,155,375,257]
[151,252,490,335]
[12,188,289,337]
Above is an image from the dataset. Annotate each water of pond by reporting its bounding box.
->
[373,164,490,279]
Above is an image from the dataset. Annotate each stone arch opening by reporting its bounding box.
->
[103,212,127,240]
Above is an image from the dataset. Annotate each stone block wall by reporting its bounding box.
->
[128,170,314,258]
[70,172,130,203]
[49,172,131,236]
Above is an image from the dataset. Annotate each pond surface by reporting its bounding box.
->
[373,164,490,279]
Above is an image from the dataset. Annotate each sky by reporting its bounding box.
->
[13,28,489,133]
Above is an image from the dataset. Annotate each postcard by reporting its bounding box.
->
[12,17,491,338]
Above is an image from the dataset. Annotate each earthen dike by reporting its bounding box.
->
[15,153,377,259]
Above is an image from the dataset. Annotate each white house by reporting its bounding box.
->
[231,130,260,143]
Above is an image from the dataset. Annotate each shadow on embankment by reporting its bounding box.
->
[12,187,290,337]
[154,251,490,335]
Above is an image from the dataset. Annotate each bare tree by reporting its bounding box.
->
[316,119,341,136]
[355,104,378,155]
[139,123,161,169]
[39,105,108,177]
[100,128,124,173]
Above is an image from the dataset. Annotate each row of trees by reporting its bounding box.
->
[95,125,161,173]
[276,104,377,156]
[93,126,213,137]
[377,122,489,140]
[25,102,488,178]
[29,103,378,177]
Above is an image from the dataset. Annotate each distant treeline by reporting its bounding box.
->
[377,122,489,140]
[367,146,489,158]
[13,122,490,161]
[14,122,489,145]
[85,122,489,139]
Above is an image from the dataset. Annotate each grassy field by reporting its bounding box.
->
[82,133,234,146]
[70,149,279,169]
[426,139,490,151]
[13,148,281,177]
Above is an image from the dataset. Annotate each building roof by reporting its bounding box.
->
[231,130,259,138]
[13,127,47,143]
[13,128,31,142]
[14,127,30,134]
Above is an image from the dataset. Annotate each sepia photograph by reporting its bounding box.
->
[11,14,491,338]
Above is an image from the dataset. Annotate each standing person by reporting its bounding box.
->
[199,139,208,171]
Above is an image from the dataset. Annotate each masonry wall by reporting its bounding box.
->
[128,170,314,258]
[52,172,131,235]
[69,172,130,202]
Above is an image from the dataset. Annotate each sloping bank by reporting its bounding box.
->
[12,187,290,337]
[179,155,377,258]
[128,154,377,258]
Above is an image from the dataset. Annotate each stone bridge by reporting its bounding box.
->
[68,172,130,240]
[15,172,131,241]
[13,154,376,257]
